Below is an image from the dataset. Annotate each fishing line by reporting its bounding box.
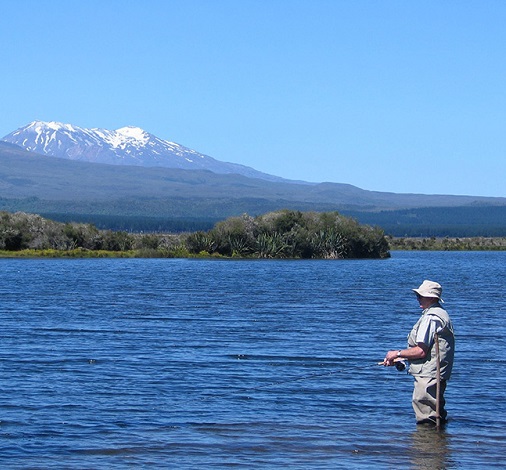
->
[197,360,383,401]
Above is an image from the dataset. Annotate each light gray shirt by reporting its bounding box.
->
[407,303,455,380]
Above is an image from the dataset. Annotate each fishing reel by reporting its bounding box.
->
[394,360,406,371]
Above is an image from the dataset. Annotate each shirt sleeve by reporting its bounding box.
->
[415,315,442,348]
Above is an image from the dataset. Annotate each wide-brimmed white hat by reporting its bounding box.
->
[412,280,444,303]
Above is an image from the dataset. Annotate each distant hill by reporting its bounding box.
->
[0,139,505,236]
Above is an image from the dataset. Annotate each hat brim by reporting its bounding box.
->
[412,289,444,303]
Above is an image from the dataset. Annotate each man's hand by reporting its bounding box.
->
[383,350,401,366]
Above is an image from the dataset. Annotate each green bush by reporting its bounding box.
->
[186,210,390,259]
[0,210,391,259]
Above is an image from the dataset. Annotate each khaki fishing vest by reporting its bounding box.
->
[407,305,455,380]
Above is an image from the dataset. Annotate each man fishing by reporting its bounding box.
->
[384,280,455,426]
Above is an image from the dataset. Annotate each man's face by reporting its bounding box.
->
[416,294,437,309]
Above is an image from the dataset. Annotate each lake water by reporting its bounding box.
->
[1,251,505,469]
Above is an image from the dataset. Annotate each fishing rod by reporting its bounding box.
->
[377,357,407,371]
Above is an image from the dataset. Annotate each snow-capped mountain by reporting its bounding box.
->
[1,121,287,182]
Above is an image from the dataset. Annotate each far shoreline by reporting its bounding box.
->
[387,236,506,251]
[1,236,505,259]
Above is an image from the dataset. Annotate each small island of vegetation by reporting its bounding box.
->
[0,210,390,259]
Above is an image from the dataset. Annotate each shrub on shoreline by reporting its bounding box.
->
[186,210,390,259]
[0,210,391,259]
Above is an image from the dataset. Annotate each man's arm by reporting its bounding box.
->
[384,342,428,366]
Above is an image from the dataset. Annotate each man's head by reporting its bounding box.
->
[412,280,444,306]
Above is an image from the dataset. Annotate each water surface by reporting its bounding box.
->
[1,252,505,468]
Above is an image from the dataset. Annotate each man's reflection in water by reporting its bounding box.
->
[410,425,451,469]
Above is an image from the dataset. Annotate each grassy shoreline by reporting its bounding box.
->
[1,237,505,258]
[387,236,506,251]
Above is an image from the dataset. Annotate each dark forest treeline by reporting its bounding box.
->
[0,210,390,259]
[40,206,506,238]
[344,205,506,237]
[3,196,506,238]
[39,212,218,233]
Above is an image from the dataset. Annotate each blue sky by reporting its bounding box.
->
[2,1,505,197]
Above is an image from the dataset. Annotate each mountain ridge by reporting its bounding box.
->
[2,120,296,183]
[1,140,504,208]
